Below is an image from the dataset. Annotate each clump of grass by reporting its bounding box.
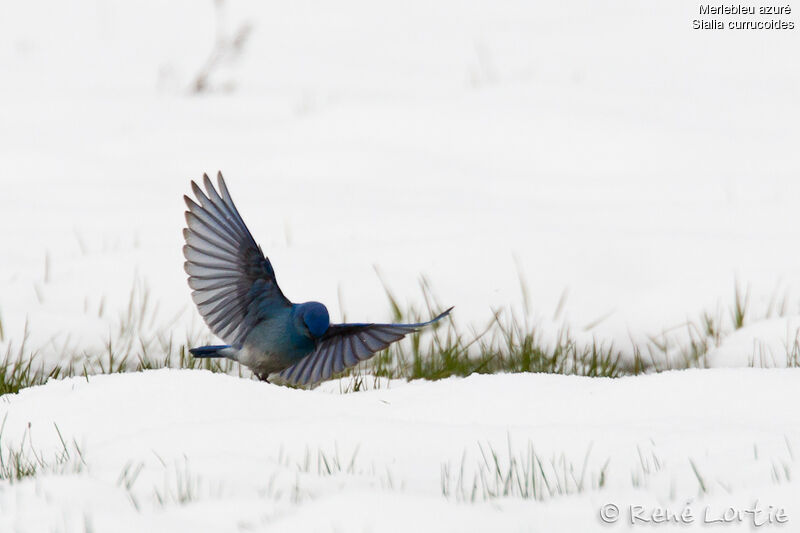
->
[0,319,65,396]
[769,437,794,485]
[90,278,239,375]
[732,283,749,330]
[189,0,253,94]
[631,442,663,488]
[786,332,800,367]
[290,444,361,477]
[257,444,373,505]
[117,460,145,510]
[441,439,608,502]
[361,277,624,385]
[0,419,86,483]
[153,458,201,507]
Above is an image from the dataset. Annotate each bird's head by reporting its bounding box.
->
[298,301,330,338]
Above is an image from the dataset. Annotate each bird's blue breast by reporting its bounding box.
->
[242,307,316,366]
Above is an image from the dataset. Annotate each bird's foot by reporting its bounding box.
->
[255,372,271,383]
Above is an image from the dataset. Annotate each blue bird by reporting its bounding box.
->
[183,172,452,386]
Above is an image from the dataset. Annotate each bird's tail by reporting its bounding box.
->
[189,345,236,358]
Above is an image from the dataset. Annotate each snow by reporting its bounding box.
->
[2,0,800,530]
[0,369,800,531]
[705,316,800,368]
[1,369,799,532]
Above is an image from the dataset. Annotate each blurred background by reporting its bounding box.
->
[1,0,798,366]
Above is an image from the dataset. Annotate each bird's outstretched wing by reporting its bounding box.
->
[277,307,453,386]
[183,172,291,346]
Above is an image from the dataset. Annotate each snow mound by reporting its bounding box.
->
[705,316,800,368]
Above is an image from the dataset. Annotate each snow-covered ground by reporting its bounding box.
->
[2,0,800,530]
[2,369,800,532]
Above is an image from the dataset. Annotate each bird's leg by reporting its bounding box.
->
[255,372,271,383]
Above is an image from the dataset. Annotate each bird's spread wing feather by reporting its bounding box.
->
[183,172,290,346]
[277,308,452,386]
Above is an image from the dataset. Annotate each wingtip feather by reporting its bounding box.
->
[203,173,216,196]
[191,180,208,203]
[437,306,454,320]
[184,194,201,211]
